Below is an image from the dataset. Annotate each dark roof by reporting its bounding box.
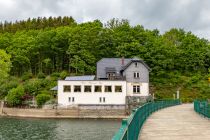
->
[121,58,151,71]
[65,75,95,81]
[97,57,151,72]
[105,67,116,73]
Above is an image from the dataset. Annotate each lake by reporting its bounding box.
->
[0,117,121,140]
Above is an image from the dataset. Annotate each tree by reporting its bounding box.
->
[0,49,11,81]
[36,93,51,107]
[6,86,24,106]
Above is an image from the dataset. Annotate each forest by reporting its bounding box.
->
[0,16,210,106]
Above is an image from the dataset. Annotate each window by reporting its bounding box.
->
[84,85,92,92]
[99,97,106,103]
[115,86,122,92]
[107,73,115,80]
[135,62,138,67]
[74,85,81,92]
[133,85,140,94]
[69,97,75,102]
[105,86,112,92]
[63,85,71,92]
[95,85,102,92]
[134,72,140,78]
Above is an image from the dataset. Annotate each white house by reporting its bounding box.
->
[57,57,150,107]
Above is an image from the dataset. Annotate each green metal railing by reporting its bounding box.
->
[112,100,181,140]
[194,100,210,118]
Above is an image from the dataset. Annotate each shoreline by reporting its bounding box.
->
[0,114,127,120]
[0,107,127,119]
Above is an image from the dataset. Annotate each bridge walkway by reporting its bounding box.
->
[139,104,210,140]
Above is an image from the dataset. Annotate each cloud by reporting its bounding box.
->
[0,0,210,39]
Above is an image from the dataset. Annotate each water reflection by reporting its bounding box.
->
[0,117,120,140]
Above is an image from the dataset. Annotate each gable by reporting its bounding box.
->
[121,60,151,72]
[123,61,149,82]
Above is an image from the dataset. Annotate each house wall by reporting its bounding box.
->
[58,80,127,107]
[123,62,149,83]
[123,62,149,96]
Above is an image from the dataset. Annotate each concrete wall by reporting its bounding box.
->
[1,107,126,119]
[58,80,127,106]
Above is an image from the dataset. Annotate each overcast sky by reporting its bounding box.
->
[0,0,210,40]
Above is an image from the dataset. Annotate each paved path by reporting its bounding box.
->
[139,104,210,140]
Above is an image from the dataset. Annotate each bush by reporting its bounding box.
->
[0,79,19,98]
[6,86,25,106]
[23,79,42,96]
[22,72,33,81]
[51,72,60,78]
[37,72,46,79]
[60,71,68,79]
[36,94,51,107]
[50,72,61,81]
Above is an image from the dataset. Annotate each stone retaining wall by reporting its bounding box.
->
[1,107,126,119]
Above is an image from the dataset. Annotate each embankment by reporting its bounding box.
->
[0,107,127,119]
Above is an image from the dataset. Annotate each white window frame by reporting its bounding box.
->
[84,85,92,92]
[134,72,140,79]
[74,85,81,92]
[63,85,71,92]
[104,85,112,92]
[133,85,140,94]
[115,85,122,92]
[95,85,102,92]
[69,97,75,102]
[99,97,106,103]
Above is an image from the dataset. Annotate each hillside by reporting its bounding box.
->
[1,16,210,106]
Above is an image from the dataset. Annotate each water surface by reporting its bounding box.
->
[0,117,121,140]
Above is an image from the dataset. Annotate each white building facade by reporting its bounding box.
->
[58,80,127,106]
[57,57,150,107]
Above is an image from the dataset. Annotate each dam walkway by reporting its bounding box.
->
[139,104,210,140]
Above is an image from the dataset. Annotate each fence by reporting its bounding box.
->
[194,100,210,118]
[112,99,181,140]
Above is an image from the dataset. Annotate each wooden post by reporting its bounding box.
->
[177,90,180,99]
[0,100,3,115]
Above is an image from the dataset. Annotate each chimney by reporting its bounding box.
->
[121,57,124,65]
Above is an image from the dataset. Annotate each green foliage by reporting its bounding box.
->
[6,86,24,106]
[23,79,42,96]
[0,16,76,33]
[0,49,11,81]
[1,17,210,102]
[0,77,19,99]
[36,93,51,107]
[60,71,68,79]
[37,72,46,79]
[21,72,33,81]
